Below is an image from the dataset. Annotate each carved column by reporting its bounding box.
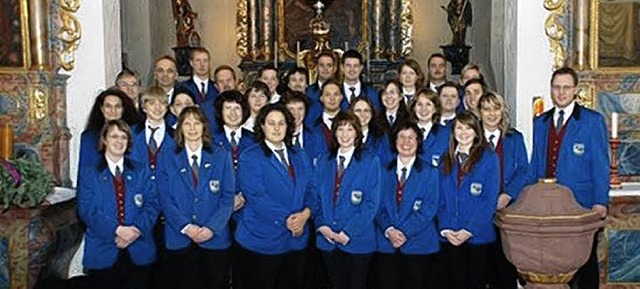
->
[249,0,260,60]
[28,0,50,70]
[262,0,274,59]
[573,0,590,70]
[372,0,383,59]
[388,0,400,60]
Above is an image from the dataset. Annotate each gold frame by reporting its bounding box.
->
[0,0,31,73]
[544,0,567,70]
[277,0,369,58]
[589,0,640,74]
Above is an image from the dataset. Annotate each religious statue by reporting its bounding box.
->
[442,0,472,46]
[171,0,201,47]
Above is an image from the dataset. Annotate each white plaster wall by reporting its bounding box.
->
[64,0,121,186]
[121,0,152,85]
[514,0,554,157]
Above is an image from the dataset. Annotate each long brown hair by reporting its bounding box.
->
[174,106,213,150]
[442,111,485,175]
[399,59,425,89]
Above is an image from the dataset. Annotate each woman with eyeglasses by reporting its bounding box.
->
[78,119,159,289]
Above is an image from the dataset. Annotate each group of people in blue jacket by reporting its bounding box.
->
[76,54,609,289]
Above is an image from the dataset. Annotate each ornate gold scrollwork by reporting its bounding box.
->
[400,0,414,56]
[577,84,595,108]
[28,87,48,124]
[236,0,249,59]
[544,0,567,70]
[57,0,81,71]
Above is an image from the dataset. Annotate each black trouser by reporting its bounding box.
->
[236,246,307,289]
[569,230,601,289]
[167,243,230,289]
[442,242,491,289]
[322,250,372,289]
[374,252,434,289]
[487,226,518,289]
[88,250,151,289]
[151,215,172,289]
[304,220,330,289]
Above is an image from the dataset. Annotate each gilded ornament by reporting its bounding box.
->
[236,0,249,59]
[28,87,48,124]
[543,0,567,70]
[57,0,81,71]
[400,0,414,56]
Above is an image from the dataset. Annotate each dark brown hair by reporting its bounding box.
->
[442,110,485,175]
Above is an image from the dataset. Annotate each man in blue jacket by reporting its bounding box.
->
[528,66,609,289]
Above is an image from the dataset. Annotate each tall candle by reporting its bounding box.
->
[0,124,14,160]
[296,41,301,64]
[612,112,618,139]
[344,42,349,51]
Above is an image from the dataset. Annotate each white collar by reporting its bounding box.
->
[145,119,166,145]
[555,101,575,119]
[418,122,433,139]
[185,143,203,166]
[106,156,124,177]
[337,146,355,168]
[484,128,501,142]
[224,125,243,142]
[322,111,337,129]
[265,140,288,163]
[396,156,416,179]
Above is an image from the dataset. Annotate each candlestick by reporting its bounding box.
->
[274,41,278,68]
[0,124,14,160]
[611,112,618,139]
[609,138,622,189]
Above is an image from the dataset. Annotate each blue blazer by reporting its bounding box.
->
[296,127,324,165]
[176,78,219,105]
[129,123,176,175]
[235,143,314,255]
[212,129,257,160]
[200,98,218,134]
[420,124,451,168]
[311,151,381,254]
[375,157,440,255]
[157,145,235,250]
[78,130,101,183]
[341,84,381,111]
[78,157,159,269]
[528,105,610,208]
[305,83,324,128]
[437,149,500,245]
[499,129,529,200]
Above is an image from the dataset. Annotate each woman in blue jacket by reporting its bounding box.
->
[234,104,314,289]
[479,92,529,289]
[78,89,139,185]
[437,110,500,289]
[374,120,440,289]
[312,112,381,289]
[348,96,389,160]
[157,106,235,289]
[409,88,451,167]
[78,119,159,289]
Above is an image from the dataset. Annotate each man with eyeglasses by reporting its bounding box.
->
[116,68,141,110]
[528,66,609,289]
